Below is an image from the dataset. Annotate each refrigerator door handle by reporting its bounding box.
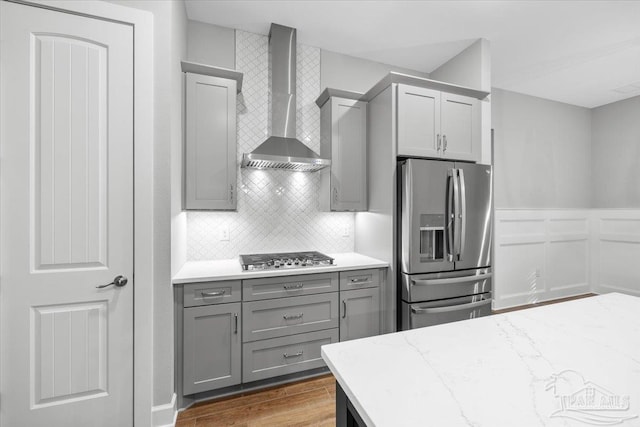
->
[458,168,466,261]
[452,168,460,261]
[446,169,456,262]
[411,272,492,286]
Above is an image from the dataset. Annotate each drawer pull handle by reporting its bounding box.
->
[283,313,304,320]
[283,351,303,359]
[201,290,226,298]
[350,278,369,284]
[284,283,304,290]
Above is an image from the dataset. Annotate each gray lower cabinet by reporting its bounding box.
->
[340,287,380,341]
[183,303,241,395]
[178,268,386,398]
[243,329,339,383]
[243,272,338,301]
[243,293,339,342]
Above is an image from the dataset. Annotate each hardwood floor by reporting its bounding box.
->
[176,374,336,427]
[176,293,597,426]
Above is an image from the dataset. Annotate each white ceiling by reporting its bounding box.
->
[185,1,640,108]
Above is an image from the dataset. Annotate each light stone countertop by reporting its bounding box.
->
[322,293,640,427]
[172,252,388,284]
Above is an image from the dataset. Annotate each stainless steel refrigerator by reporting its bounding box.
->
[398,158,492,330]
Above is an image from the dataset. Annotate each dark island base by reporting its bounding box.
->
[336,381,367,427]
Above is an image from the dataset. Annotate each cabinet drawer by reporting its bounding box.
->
[243,272,338,301]
[339,269,381,291]
[242,329,338,383]
[183,281,241,307]
[243,293,339,342]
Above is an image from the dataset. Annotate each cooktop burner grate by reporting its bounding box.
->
[239,251,334,271]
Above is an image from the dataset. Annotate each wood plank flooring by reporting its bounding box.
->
[176,374,336,427]
[176,293,596,426]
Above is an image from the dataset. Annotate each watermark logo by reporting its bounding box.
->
[546,370,637,425]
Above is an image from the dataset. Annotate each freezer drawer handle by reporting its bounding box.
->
[412,272,492,287]
[411,298,491,314]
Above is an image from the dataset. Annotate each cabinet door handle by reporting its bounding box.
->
[283,313,304,320]
[333,187,338,203]
[234,313,238,334]
[230,184,234,203]
[342,300,347,318]
[443,135,448,153]
[283,283,304,290]
[436,133,441,151]
[283,351,303,358]
[201,290,226,298]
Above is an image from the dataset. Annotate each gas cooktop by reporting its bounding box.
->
[239,251,335,271]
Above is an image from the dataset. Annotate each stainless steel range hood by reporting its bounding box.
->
[241,24,330,172]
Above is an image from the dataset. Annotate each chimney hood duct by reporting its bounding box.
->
[241,24,330,172]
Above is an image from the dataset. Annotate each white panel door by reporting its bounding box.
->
[0,3,134,426]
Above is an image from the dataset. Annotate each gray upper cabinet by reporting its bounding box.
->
[440,92,481,162]
[397,84,481,163]
[182,302,241,394]
[318,92,367,211]
[397,86,441,159]
[184,72,237,210]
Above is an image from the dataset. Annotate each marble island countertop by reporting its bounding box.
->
[322,293,640,427]
[173,252,388,284]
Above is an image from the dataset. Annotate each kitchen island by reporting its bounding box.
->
[322,293,640,426]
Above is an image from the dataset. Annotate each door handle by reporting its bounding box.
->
[446,169,455,262]
[436,133,441,151]
[342,300,347,318]
[452,168,461,260]
[96,275,128,289]
[457,169,466,261]
[234,313,238,334]
[443,135,448,153]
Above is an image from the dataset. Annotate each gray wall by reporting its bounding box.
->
[320,49,428,93]
[591,95,640,208]
[492,88,592,209]
[187,20,235,68]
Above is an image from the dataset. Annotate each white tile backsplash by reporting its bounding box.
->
[186,30,355,261]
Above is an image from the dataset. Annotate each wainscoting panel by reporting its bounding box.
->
[591,210,640,296]
[494,210,590,310]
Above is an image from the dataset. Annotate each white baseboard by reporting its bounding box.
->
[152,393,177,427]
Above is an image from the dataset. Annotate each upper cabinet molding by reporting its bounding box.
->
[363,72,489,103]
[181,60,243,93]
[315,88,364,108]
